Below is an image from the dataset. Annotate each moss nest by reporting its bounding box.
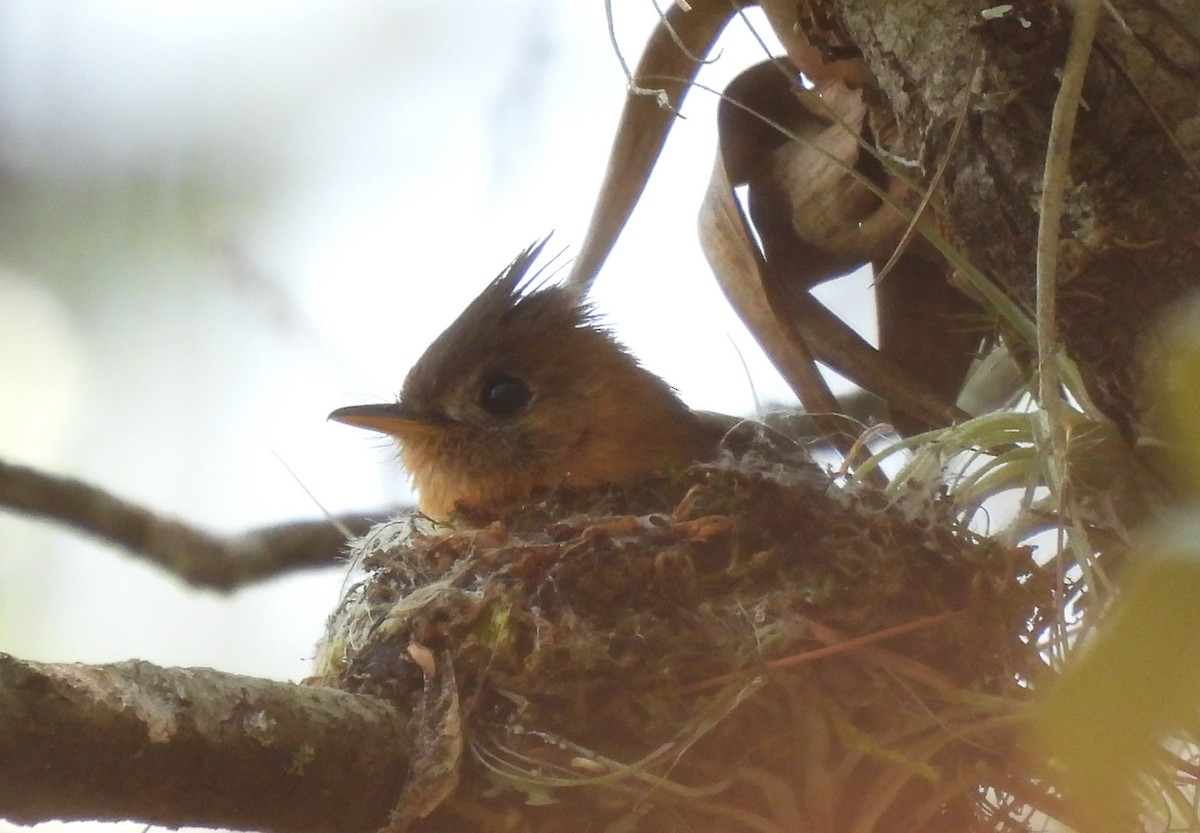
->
[312,450,1055,833]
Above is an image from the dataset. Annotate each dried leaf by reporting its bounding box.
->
[569,0,746,293]
[407,641,437,679]
[706,60,969,430]
[698,118,840,420]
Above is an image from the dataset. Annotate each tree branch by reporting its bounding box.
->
[0,653,410,833]
[0,458,396,590]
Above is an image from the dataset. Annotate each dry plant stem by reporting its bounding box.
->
[1037,0,1100,455]
[0,653,411,833]
[0,458,388,590]
[1037,0,1100,664]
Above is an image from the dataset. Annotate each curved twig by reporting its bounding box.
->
[0,458,394,590]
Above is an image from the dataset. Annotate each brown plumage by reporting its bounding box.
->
[330,239,734,519]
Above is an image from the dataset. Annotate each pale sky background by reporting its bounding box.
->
[0,6,874,829]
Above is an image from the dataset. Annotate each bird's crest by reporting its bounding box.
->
[399,235,595,407]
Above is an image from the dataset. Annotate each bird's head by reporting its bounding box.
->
[330,239,715,518]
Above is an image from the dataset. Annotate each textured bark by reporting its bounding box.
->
[804,0,1200,435]
[0,654,411,833]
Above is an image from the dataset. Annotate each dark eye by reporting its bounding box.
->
[479,373,531,416]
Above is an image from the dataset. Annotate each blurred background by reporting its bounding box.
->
[0,5,869,827]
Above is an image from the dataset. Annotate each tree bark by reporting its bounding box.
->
[800,0,1200,435]
[0,654,411,833]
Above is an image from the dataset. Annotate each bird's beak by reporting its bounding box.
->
[327,403,443,437]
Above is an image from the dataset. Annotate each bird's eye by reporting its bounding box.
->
[479,373,531,417]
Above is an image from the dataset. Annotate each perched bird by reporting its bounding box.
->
[329,239,740,519]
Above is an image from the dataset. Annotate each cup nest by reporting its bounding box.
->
[312,447,1056,833]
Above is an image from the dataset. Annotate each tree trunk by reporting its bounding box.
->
[776,0,1200,436]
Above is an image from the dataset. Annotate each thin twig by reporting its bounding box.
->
[0,458,393,591]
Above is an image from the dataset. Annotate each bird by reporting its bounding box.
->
[328,238,744,519]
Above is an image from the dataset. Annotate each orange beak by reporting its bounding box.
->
[327,403,443,437]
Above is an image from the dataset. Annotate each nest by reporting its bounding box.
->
[312,448,1056,833]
